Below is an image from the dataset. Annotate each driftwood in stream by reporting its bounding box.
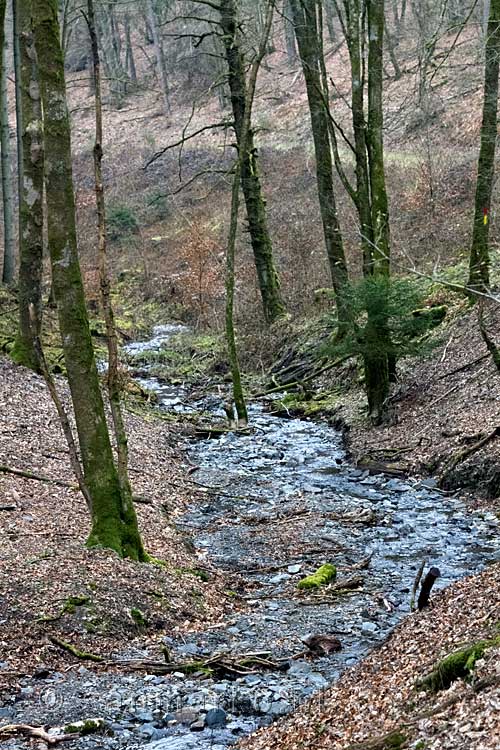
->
[417,567,441,610]
[113,650,289,678]
[299,575,365,605]
[0,724,75,744]
[194,424,252,439]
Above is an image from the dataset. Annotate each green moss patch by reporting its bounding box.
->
[298,563,337,590]
[418,635,500,692]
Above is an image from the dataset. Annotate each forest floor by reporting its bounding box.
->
[0,356,231,687]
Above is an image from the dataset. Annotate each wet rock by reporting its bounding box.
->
[269,573,290,584]
[361,621,378,634]
[205,708,227,728]
[172,708,200,725]
[268,700,292,717]
[190,718,205,731]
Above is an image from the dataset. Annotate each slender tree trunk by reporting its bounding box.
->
[1,24,15,284]
[87,0,137,506]
[11,0,44,371]
[283,0,297,63]
[289,0,350,330]
[13,0,23,236]
[343,2,373,273]
[146,0,170,113]
[98,6,126,108]
[32,0,146,561]
[220,0,286,325]
[469,0,500,290]
[124,12,137,86]
[225,157,248,426]
[324,0,337,42]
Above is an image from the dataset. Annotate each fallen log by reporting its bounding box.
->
[112,650,289,678]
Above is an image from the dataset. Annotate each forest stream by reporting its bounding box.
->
[5,324,500,750]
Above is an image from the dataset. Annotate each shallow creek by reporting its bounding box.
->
[4,324,500,750]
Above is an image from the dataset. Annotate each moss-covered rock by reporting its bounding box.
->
[418,636,500,692]
[63,718,105,735]
[298,563,337,590]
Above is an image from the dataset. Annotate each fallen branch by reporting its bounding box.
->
[0,724,75,745]
[438,353,489,380]
[49,636,103,662]
[0,464,72,488]
[440,425,500,480]
[113,650,289,677]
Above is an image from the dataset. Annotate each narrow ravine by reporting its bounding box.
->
[4,325,500,750]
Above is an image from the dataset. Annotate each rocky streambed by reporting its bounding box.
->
[3,325,500,750]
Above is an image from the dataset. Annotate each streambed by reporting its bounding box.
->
[3,324,500,750]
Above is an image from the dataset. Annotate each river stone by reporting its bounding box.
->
[205,707,227,728]
[172,708,200,725]
[268,700,292,717]
[190,718,206,731]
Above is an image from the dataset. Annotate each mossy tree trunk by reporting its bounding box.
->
[364,0,391,422]
[289,0,351,331]
[224,1,276,427]
[219,0,287,325]
[32,0,146,561]
[1,19,15,285]
[11,0,44,371]
[468,0,500,291]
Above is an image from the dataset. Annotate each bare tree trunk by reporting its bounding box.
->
[98,5,126,108]
[124,12,137,86]
[32,0,146,560]
[283,0,297,63]
[1,21,15,284]
[146,0,170,113]
[468,0,500,290]
[11,0,44,371]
